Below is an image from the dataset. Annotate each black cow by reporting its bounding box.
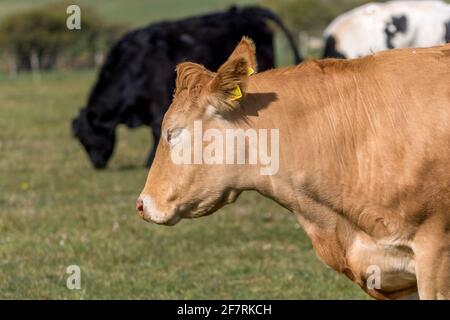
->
[72,6,301,169]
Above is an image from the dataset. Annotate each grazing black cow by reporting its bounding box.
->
[72,6,302,169]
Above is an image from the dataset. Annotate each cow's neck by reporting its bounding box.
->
[242,67,363,216]
[237,67,386,280]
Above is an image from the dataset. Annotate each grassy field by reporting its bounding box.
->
[0,0,367,299]
[0,71,368,299]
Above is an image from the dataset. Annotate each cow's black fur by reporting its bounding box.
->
[445,19,450,43]
[72,6,301,169]
[384,15,408,49]
[322,35,347,59]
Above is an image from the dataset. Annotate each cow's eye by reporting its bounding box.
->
[166,128,183,145]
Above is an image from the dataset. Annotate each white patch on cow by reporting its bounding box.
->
[205,104,223,119]
[140,195,168,224]
[324,0,450,58]
[168,128,188,147]
[365,4,378,15]
[347,234,416,291]
[170,128,192,165]
[387,24,397,33]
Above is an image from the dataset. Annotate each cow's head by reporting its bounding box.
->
[72,108,116,169]
[137,38,260,225]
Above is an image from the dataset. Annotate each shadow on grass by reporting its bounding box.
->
[111,163,147,172]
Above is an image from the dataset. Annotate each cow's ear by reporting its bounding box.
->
[225,37,257,73]
[208,37,257,110]
[175,62,209,95]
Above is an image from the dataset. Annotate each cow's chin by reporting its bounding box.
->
[143,209,211,226]
[142,213,181,226]
[161,215,182,226]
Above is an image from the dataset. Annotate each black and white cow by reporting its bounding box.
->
[72,6,301,169]
[323,0,450,59]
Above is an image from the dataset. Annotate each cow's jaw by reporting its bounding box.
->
[138,187,241,225]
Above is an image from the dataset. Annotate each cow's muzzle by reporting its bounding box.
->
[135,196,180,226]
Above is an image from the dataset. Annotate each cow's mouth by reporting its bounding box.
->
[136,195,182,226]
[138,209,181,226]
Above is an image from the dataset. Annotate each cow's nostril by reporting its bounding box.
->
[136,198,144,212]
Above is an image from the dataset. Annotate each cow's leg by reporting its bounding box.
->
[145,123,161,168]
[414,210,450,300]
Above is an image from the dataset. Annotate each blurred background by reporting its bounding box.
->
[0,0,411,77]
[0,0,448,299]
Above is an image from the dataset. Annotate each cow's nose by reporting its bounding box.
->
[136,197,144,215]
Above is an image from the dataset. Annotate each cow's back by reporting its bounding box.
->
[259,45,450,233]
[318,45,450,226]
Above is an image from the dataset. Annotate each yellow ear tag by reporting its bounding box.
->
[228,68,253,101]
[229,85,243,101]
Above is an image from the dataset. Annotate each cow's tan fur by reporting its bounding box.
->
[138,38,450,299]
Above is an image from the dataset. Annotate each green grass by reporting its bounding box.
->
[0,70,368,299]
[0,0,365,299]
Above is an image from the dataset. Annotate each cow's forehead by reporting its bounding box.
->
[164,68,218,129]
[171,89,193,111]
[163,93,200,129]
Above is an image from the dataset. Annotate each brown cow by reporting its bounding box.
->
[137,38,450,299]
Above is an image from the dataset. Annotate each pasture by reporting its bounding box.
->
[0,0,368,299]
[0,70,368,299]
